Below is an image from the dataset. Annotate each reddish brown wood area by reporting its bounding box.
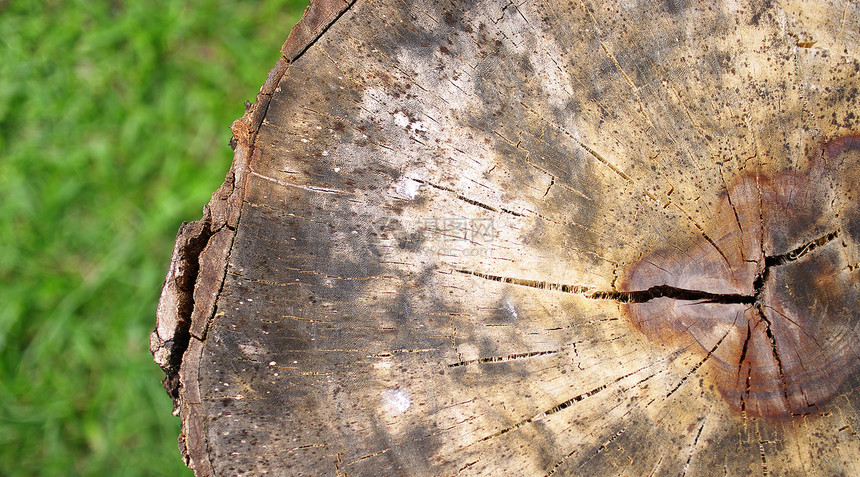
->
[153,0,860,474]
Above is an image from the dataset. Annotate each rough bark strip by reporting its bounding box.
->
[281,0,355,62]
[177,338,213,477]
[152,1,357,473]
[151,217,211,400]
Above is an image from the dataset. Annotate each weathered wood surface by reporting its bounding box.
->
[152,0,860,474]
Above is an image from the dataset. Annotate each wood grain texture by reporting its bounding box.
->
[153,0,860,474]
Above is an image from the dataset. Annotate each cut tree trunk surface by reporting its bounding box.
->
[152,0,860,474]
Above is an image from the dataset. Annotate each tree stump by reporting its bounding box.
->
[152,0,860,474]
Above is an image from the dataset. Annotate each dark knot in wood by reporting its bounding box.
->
[620,134,860,417]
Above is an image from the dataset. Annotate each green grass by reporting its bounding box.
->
[0,1,308,474]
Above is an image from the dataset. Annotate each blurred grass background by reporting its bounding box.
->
[0,0,308,474]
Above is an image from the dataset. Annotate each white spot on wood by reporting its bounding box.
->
[373,360,392,370]
[381,388,412,415]
[502,297,519,321]
[394,111,411,128]
[411,120,428,133]
[238,343,266,356]
[457,344,480,361]
[395,178,421,200]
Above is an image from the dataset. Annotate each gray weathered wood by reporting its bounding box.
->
[153,0,860,474]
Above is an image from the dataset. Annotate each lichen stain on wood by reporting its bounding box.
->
[154,0,860,475]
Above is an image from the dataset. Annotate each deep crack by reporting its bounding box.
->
[589,285,755,304]
[764,230,840,268]
[753,229,839,300]
[755,304,795,412]
[157,218,213,402]
[458,229,840,307]
[737,321,751,377]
